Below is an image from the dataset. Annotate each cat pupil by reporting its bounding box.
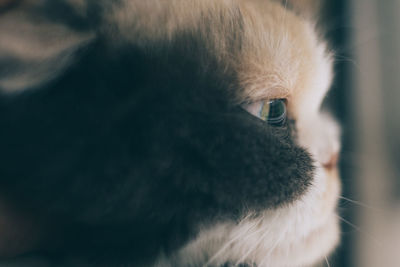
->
[259,99,287,126]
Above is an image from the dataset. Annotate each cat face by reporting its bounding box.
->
[152,1,341,266]
[0,0,340,266]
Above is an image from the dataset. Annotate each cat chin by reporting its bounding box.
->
[265,212,340,267]
[156,167,341,267]
[258,167,341,267]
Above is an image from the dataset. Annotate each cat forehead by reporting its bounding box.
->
[236,0,333,116]
[109,0,332,115]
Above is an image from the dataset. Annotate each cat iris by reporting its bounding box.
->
[259,99,287,126]
[243,99,287,126]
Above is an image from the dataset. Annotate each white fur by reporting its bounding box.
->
[155,164,340,267]
[297,112,341,167]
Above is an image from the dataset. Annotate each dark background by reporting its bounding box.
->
[323,0,400,266]
[323,1,354,266]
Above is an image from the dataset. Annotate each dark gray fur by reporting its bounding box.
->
[0,1,314,266]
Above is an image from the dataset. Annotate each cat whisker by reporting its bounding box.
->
[202,230,243,267]
[336,215,382,248]
[339,196,383,212]
[324,255,331,267]
[204,216,264,267]
[258,214,290,266]
[330,29,382,55]
[333,54,360,71]
[234,214,280,266]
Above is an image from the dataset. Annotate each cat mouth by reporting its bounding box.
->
[322,153,340,171]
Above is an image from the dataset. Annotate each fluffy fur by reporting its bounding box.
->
[0,0,341,266]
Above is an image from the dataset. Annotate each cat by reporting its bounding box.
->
[0,0,341,266]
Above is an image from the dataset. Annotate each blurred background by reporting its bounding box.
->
[324,0,400,266]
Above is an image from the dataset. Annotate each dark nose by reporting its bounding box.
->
[323,152,339,170]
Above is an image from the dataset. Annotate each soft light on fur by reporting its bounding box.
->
[0,2,93,92]
[142,0,341,266]
[0,0,341,266]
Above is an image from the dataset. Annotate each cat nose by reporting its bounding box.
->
[322,152,339,170]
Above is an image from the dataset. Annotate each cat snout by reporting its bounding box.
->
[322,152,339,170]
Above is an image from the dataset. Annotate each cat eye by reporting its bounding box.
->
[243,99,287,126]
[260,99,287,126]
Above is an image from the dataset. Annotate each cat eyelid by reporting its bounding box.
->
[243,97,288,106]
[241,97,288,116]
[256,86,291,102]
